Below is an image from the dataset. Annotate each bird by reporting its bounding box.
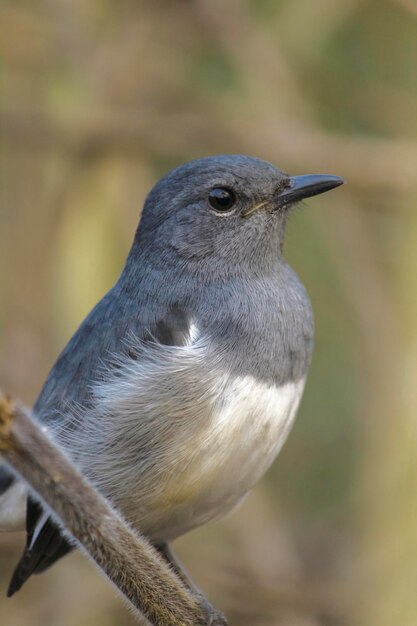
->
[0,155,343,616]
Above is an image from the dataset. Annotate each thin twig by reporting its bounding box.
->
[0,392,210,626]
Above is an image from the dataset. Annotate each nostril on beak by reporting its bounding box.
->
[276,174,345,208]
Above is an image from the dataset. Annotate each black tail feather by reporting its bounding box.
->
[0,466,14,495]
[7,498,73,597]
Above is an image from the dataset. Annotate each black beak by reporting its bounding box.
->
[277,174,345,208]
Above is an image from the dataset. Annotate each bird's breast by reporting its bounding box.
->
[152,372,306,539]
[61,328,307,542]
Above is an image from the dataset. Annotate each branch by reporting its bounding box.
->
[0,392,211,626]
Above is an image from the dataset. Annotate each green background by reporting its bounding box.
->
[0,1,416,624]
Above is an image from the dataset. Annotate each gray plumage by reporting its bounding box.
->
[0,154,343,595]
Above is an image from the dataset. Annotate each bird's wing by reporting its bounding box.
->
[8,293,193,595]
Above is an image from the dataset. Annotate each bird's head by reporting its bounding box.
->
[132,155,344,279]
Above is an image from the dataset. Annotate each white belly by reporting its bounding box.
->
[201,374,305,494]
[140,374,306,541]
[55,337,307,543]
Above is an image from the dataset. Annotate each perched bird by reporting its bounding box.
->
[0,155,343,615]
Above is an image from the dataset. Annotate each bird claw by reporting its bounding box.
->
[195,592,228,626]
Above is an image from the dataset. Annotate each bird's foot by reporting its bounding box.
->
[195,592,227,626]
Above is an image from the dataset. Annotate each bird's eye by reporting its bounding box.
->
[208,187,236,212]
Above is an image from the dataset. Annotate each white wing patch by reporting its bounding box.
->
[186,320,200,345]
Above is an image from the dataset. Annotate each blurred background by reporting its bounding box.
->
[0,1,416,625]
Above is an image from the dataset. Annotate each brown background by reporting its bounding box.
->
[0,1,416,625]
